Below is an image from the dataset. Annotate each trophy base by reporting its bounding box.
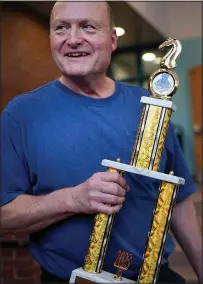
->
[70,268,136,283]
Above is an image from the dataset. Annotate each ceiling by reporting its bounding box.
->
[108,2,164,47]
[128,1,202,40]
[24,1,164,48]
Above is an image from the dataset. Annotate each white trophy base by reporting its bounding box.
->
[70,268,136,283]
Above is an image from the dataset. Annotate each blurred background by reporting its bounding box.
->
[1,1,202,284]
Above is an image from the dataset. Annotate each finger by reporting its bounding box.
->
[93,192,125,205]
[101,172,130,191]
[101,182,126,197]
[93,202,122,215]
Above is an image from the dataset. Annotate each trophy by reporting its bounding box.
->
[70,38,184,284]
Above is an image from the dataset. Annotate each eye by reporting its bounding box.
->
[56,25,64,30]
[55,25,66,33]
[82,24,95,32]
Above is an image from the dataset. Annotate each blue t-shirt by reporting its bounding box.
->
[1,80,196,279]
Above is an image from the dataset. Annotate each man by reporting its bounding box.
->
[1,2,202,284]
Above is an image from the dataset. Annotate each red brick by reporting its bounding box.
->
[14,249,32,259]
[0,248,15,259]
[14,267,40,279]
[1,234,15,240]
[3,279,39,284]
[1,268,15,279]
[3,259,39,269]
[2,3,60,112]
[13,233,29,241]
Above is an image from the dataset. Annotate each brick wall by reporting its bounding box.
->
[1,234,40,284]
[1,3,59,283]
[0,234,40,284]
[1,2,60,111]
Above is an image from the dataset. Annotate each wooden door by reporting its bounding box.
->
[189,65,202,182]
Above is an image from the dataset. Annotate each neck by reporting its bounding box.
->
[59,74,115,99]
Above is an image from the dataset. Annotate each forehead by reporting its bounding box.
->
[51,2,109,24]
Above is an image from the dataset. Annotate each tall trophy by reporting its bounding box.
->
[70,38,184,284]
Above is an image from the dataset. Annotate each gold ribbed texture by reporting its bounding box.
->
[83,166,120,273]
[152,109,172,171]
[138,180,177,284]
[134,105,162,169]
[83,212,109,272]
[130,105,146,166]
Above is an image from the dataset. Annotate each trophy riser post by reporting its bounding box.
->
[137,180,179,284]
[83,167,121,273]
[130,102,172,171]
[83,212,115,273]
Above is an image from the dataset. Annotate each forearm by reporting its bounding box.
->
[12,212,71,234]
[171,196,202,282]
[1,188,75,234]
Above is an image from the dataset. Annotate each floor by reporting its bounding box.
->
[169,183,202,283]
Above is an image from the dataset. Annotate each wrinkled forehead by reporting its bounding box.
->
[50,1,110,27]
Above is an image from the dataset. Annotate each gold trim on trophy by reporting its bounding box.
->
[138,172,179,284]
[148,38,182,100]
[149,69,179,100]
[83,159,123,273]
[130,105,172,170]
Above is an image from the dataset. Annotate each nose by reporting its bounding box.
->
[67,26,82,47]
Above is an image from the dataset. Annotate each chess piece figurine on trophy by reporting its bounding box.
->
[70,38,184,284]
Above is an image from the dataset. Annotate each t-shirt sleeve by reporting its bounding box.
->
[164,123,197,203]
[1,111,31,206]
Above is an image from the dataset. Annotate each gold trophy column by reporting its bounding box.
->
[130,104,172,170]
[137,176,179,284]
[135,38,182,284]
[83,160,122,273]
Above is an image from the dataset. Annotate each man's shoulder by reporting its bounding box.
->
[3,80,56,117]
[117,80,150,98]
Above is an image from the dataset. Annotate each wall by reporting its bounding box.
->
[128,2,202,40]
[1,3,60,284]
[1,3,60,111]
[171,38,202,174]
[1,234,40,284]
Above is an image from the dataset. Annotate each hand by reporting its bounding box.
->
[71,172,130,215]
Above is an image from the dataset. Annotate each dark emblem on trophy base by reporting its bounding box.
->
[113,250,133,281]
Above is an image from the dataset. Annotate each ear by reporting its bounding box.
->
[111,28,118,52]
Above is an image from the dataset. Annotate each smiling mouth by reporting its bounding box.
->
[65,52,90,58]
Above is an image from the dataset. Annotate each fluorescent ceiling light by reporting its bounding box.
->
[115,27,125,37]
[142,53,156,62]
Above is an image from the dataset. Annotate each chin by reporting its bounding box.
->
[63,67,88,76]
[64,70,93,78]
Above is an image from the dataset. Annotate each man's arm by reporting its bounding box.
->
[1,172,129,234]
[1,188,75,234]
[171,196,202,283]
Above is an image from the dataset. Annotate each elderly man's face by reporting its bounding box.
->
[50,2,117,78]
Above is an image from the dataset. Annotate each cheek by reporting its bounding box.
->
[93,39,113,57]
[50,37,64,55]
